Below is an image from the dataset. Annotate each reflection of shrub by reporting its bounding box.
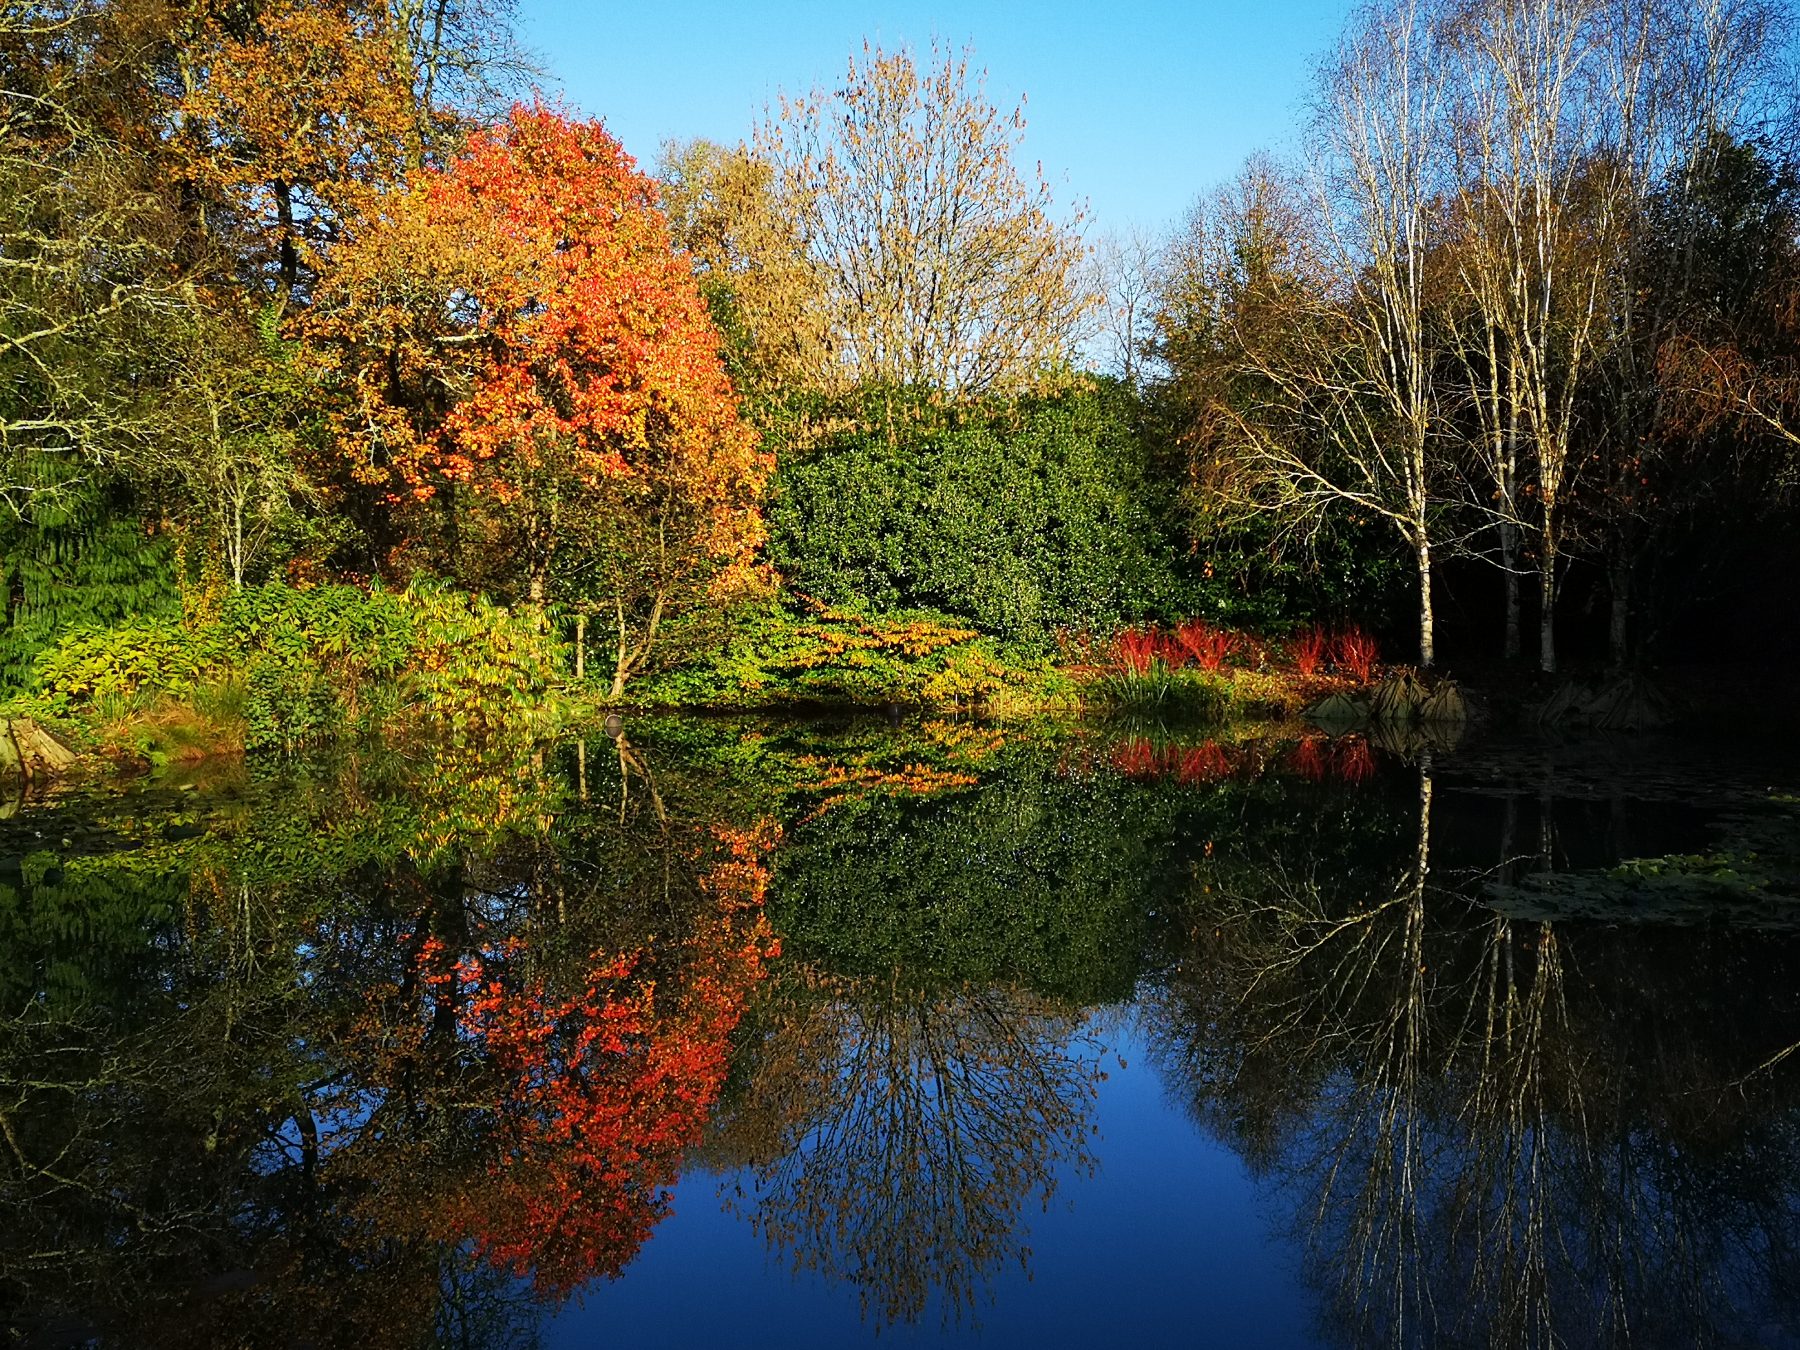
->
[1111,736,1235,784]
[1335,735,1376,783]
[246,659,337,753]
[1286,737,1330,781]
[1282,734,1378,784]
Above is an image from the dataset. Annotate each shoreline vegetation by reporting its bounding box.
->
[0,575,1697,785]
[4,5,1798,782]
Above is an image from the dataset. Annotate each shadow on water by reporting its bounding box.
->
[0,717,1798,1346]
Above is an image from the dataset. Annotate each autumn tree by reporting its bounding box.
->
[308,104,769,694]
[656,136,829,397]
[756,40,1093,397]
[139,303,317,587]
[1621,135,1800,647]
[1582,1,1788,664]
[0,0,222,664]
[1151,157,1326,504]
[0,1,191,503]
[170,0,533,302]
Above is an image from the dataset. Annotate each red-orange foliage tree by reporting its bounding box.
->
[309,103,769,691]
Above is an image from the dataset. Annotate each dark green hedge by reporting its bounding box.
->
[765,386,1183,648]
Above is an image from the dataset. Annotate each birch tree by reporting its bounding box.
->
[1215,0,1456,668]
[1440,0,1643,673]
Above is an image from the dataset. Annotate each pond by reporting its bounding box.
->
[2,717,1799,1348]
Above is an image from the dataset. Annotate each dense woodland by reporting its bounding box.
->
[3,0,1799,737]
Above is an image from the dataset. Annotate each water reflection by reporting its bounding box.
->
[0,721,1796,1346]
[1147,748,1800,1349]
[0,741,775,1347]
[708,975,1101,1325]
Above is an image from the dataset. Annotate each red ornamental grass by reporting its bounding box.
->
[1335,626,1380,683]
[1292,625,1331,677]
[1174,618,1238,672]
[1113,626,1163,676]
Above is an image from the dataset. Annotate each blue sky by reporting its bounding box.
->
[515,1,1356,238]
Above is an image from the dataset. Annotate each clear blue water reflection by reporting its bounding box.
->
[553,1016,1320,1348]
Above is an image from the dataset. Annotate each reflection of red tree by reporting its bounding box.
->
[1110,736,1162,779]
[437,823,780,1294]
[1170,742,1232,784]
[1283,736,1379,784]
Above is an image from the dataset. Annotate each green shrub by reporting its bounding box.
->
[766,384,1184,648]
[636,598,1073,711]
[28,581,560,751]
[0,474,180,689]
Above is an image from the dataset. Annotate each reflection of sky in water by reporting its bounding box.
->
[9,721,1800,1347]
[551,1014,1319,1349]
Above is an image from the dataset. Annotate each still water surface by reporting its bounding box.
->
[2,717,1798,1348]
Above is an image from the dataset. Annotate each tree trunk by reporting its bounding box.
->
[1501,422,1522,661]
[1416,533,1435,669]
[1537,539,1557,675]
[574,614,586,681]
[607,590,665,703]
[1501,522,1521,661]
[274,179,299,302]
[1608,555,1630,670]
[610,598,631,703]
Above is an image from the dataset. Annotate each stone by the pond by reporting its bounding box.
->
[1535,674,1673,730]
[1535,679,1597,725]
[1586,673,1674,730]
[0,719,79,779]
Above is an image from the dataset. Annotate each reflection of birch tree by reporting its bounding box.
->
[1147,762,1800,1348]
[708,974,1102,1327]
